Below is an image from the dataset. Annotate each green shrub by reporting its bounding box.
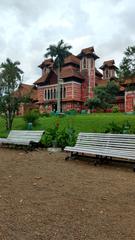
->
[105,121,131,134]
[40,112,50,117]
[65,109,78,115]
[24,109,40,126]
[81,110,87,114]
[41,122,77,149]
[112,105,119,113]
[56,127,77,149]
[41,122,59,147]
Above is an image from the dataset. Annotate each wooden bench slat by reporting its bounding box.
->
[64,133,135,166]
[0,130,45,147]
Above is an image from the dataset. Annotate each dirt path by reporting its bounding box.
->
[0,148,135,240]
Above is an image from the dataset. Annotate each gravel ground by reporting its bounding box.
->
[0,148,135,240]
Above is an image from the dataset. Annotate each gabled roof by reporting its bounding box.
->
[34,72,50,84]
[78,46,99,60]
[34,65,84,84]
[15,83,33,96]
[34,70,58,85]
[14,83,38,101]
[64,54,80,66]
[38,58,53,69]
[81,47,94,54]
[100,59,118,70]
[104,60,115,65]
[60,66,84,80]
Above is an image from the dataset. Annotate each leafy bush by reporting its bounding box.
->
[56,127,76,148]
[105,121,131,134]
[81,110,87,114]
[65,109,78,115]
[112,105,119,113]
[41,122,59,147]
[41,122,77,149]
[23,109,40,126]
[40,112,50,117]
[130,125,135,134]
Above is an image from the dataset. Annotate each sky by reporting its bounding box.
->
[0,0,134,84]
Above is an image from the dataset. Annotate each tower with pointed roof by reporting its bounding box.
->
[100,60,117,81]
[78,47,99,101]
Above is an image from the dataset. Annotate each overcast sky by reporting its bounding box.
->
[0,0,134,84]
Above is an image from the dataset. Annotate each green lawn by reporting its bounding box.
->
[0,113,135,137]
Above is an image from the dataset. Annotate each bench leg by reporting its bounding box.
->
[133,165,135,172]
[94,156,108,166]
[65,152,78,161]
[94,155,101,166]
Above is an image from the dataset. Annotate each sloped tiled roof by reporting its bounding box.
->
[34,72,50,84]
[38,58,53,69]
[78,46,99,60]
[14,83,38,101]
[64,54,80,66]
[104,60,115,66]
[14,84,32,96]
[100,59,117,70]
[34,66,84,84]
[81,47,94,54]
[60,66,84,79]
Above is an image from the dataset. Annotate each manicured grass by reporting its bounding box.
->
[0,113,135,137]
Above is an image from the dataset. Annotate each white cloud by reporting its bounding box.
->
[0,0,134,84]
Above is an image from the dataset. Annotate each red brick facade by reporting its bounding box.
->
[17,47,135,114]
[34,47,102,113]
[125,91,135,112]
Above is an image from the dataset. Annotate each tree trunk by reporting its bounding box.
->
[6,110,14,130]
[57,66,61,113]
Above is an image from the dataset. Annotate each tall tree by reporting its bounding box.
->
[44,39,72,112]
[117,46,135,81]
[85,81,119,111]
[0,58,23,130]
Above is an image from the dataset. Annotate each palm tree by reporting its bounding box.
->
[0,58,23,129]
[45,40,72,113]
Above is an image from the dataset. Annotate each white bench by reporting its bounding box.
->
[64,132,135,171]
[0,130,45,148]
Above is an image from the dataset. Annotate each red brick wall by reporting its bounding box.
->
[118,103,125,112]
[18,103,39,115]
[65,83,72,100]
[61,82,81,101]
[62,102,82,112]
[72,83,81,101]
[81,70,89,102]
[125,91,135,112]
[81,58,96,102]
[38,88,44,103]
